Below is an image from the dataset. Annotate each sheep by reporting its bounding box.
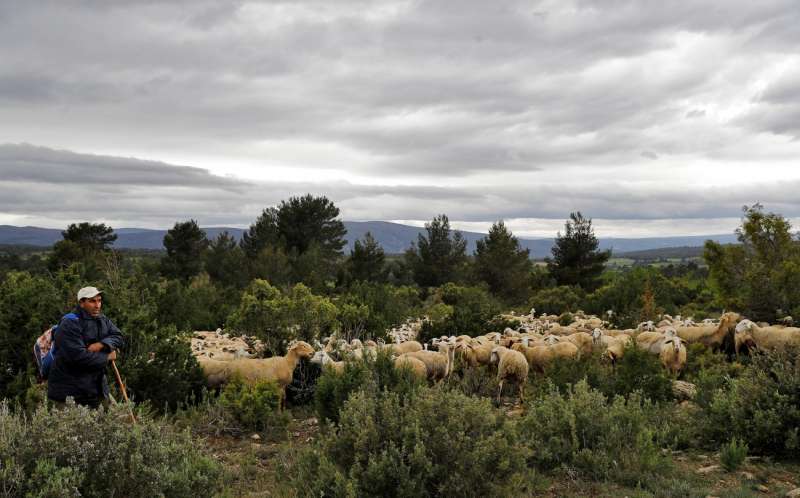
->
[565,332,593,356]
[196,357,230,389]
[636,328,677,355]
[457,341,495,368]
[674,312,740,350]
[401,343,456,382]
[393,355,428,380]
[659,336,687,377]
[203,340,316,409]
[385,340,423,355]
[734,319,800,353]
[591,328,630,363]
[310,350,345,373]
[489,346,528,405]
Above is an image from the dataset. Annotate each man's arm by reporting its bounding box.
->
[55,317,108,369]
[99,319,124,352]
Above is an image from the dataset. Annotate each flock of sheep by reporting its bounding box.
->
[190,309,800,409]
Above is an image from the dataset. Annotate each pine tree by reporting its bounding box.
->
[348,232,386,282]
[474,221,532,303]
[546,212,610,291]
[161,219,208,280]
[405,214,467,287]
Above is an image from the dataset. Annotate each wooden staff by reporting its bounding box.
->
[111,359,136,424]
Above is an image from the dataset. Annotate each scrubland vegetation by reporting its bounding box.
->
[1,199,799,497]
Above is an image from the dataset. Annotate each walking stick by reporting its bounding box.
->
[111,359,136,424]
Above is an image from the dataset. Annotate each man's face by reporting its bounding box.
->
[79,295,102,317]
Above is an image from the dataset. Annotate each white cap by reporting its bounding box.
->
[77,286,103,301]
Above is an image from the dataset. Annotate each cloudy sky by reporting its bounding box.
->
[1,0,799,238]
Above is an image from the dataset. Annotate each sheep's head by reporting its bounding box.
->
[289,341,316,359]
[663,327,678,339]
[591,328,603,345]
[350,338,363,349]
[310,350,326,365]
[490,347,501,364]
[734,319,757,353]
[544,335,560,346]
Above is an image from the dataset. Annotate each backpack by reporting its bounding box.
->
[33,312,79,380]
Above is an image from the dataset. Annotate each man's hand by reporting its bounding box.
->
[107,350,117,361]
[87,342,105,353]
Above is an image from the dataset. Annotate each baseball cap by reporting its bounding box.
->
[77,286,103,301]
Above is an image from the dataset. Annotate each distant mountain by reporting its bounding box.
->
[0,223,738,257]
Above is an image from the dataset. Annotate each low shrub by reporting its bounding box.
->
[0,400,222,497]
[528,285,583,316]
[558,312,574,326]
[294,388,534,497]
[314,349,423,424]
[720,437,748,472]
[517,380,671,487]
[702,347,800,456]
[218,376,290,437]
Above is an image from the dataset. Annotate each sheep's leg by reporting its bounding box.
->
[518,383,525,404]
[497,379,504,405]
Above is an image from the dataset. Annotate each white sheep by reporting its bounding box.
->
[490,346,528,404]
[659,336,687,377]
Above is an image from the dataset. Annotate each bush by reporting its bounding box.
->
[528,285,582,315]
[295,388,533,497]
[0,400,222,497]
[558,311,574,326]
[218,376,290,436]
[517,380,670,486]
[720,438,748,472]
[702,347,800,456]
[123,329,207,413]
[314,349,423,424]
[418,284,500,342]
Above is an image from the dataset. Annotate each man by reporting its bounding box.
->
[47,286,125,408]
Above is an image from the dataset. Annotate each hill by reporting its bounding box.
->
[0,223,738,257]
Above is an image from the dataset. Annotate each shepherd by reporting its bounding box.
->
[47,286,125,409]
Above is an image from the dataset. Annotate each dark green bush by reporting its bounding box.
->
[702,347,800,456]
[123,329,207,412]
[295,388,533,497]
[558,311,574,326]
[218,376,290,436]
[418,284,500,342]
[517,380,670,486]
[0,400,222,497]
[528,285,582,315]
[314,349,423,424]
[720,437,748,472]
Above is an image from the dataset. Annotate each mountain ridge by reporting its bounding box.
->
[0,222,738,257]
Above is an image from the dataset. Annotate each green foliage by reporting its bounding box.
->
[720,438,748,472]
[297,388,532,497]
[240,206,281,258]
[218,377,290,436]
[314,349,424,424]
[704,203,800,322]
[346,232,386,283]
[547,212,611,291]
[123,329,206,413]
[336,283,421,341]
[518,380,670,486]
[417,283,500,342]
[226,280,338,353]
[702,348,800,456]
[156,274,231,331]
[584,267,688,329]
[473,221,533,303]
[0,401,222,498]
[204,231,248,289]
[0,271,62,401]
[405,214,467,288]
[160,219,208,281]
[558,311,574,326]
[529,285,583,315]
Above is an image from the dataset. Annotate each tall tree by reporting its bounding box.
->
[276,194,347,259]
[705,203,800,321]
[546,212,610,291]
[240,207,280,259]
[474,221,532,303]
[204,231,248,289]
[347,232,386,283]
[161,220,208,281]
[48,222,117,272]
[405,214,467,287]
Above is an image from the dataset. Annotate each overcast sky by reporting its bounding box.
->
[2,1,799,238]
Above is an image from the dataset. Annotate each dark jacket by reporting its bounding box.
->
[47,307,125,406]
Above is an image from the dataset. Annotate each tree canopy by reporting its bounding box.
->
[546,212,610,291]
[474,221,532,303]
[161,219,208,281]
[405,214,467,288]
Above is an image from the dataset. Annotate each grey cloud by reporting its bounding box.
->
[686,109,705,118]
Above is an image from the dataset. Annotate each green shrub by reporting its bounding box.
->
[558,311,574,326]
[517,380,671,486]
[418,284,501,342]
[295,388,533,497]
[314,349,423,424]
[123,329,207,413]
[0,400,222,498]
[529,285,582,315]
[720,437,748,472]
[702,348,800,456]
[219,376,290,436]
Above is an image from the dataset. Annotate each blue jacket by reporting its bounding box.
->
[47,307,125,406]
